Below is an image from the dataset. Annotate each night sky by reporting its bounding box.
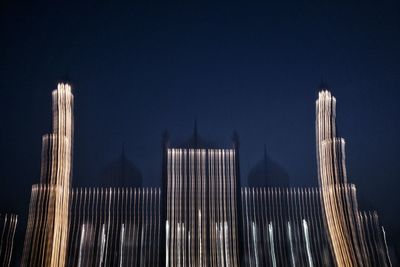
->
[1,0,399,262]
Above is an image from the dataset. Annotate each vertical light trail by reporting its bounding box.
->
[316,89,391,267]
[268,223,277,267]
[224,222,230,267]
[303,219,314,267]
[252,222,259,267]
[177,223,181,267]
[21,186,37,266]
[198,209,202,267]
[120,223,125,267]
[166,220,170,267]
[65,187,160,266]
[241,187,337,266]
[22,83,73,267]
[99,224,106,266]
[165,148,239,267]
[382,227,392,267]
[0,214,18,267]
[218,223,224,267]
[77,224,85,267]
[287,221,296,267]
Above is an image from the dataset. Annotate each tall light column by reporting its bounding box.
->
[22,83,74,267]
[316,89,366,267]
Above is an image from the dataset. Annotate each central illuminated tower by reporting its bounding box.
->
[22,83,74,267]
[161,132,241,267]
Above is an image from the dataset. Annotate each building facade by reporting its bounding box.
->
[163,148,241,267]
[20,82,392,267]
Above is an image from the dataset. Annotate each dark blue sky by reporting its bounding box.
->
[1,0,399,258]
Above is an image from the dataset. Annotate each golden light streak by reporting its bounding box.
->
[22,83,73,267]
[0,214,18,267]
[316,89,391,267]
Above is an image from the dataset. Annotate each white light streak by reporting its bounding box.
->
[303,219,314,267]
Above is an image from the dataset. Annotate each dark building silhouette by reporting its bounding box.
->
[247,146,290,187]
[98,149,143,187]
[177,120,220,149]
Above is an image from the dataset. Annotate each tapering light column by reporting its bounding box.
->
[22,83,74,267]
[316,89,366,267]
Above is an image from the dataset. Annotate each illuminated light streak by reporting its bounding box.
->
[315,89,392,267]
[120,223,125,267]
[166,221,170,267]
[382,227,392,267]
[77,224,85,267]
[218,223,224,266]
[224,221,230,267]
[318,91,350,266]
[243,189,251,267]
[0,214,17,267]
[64,188,160,266]
[215,224,220,266]
[182,223,186,267]
[198,210,202,267]
[369,211,386,266]
[370,212,389,266]
[22,83,73,267]
[9,215,18,267]
[303,219,314,267]
[21,187,36,265]
[287,221,296,267]
[241,187,342,266]
[177,223,181,267]
[99,224,106,266]
[139,189,146,267]
[268,223,277,267]
[252,222,259,267]
[165,148,239,267]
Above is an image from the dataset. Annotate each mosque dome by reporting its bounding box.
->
[247,147,290,187]
[98,148,143,187]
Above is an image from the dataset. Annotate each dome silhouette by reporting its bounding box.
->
[98,148,143,187]
[247,147,290,187]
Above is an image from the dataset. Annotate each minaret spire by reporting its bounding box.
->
[318,78,330,91]
[263,144,268,177]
